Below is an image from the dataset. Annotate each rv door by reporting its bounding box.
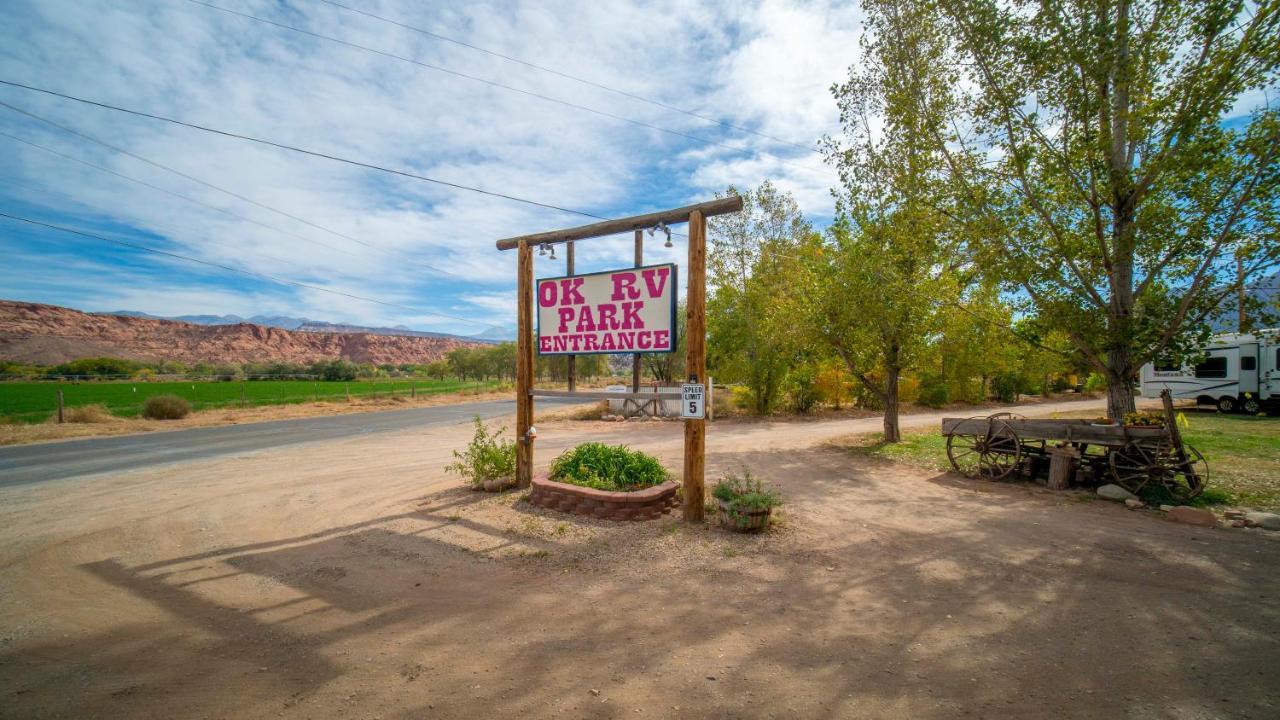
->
[1266,343,1280,402]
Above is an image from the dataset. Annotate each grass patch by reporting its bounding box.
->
[0,378,502,423]
[837,411,1280,511]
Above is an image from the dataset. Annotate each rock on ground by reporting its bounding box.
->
[1097,484,1138,502]
[1167,506,1217,528]
[1245,512,1280,531]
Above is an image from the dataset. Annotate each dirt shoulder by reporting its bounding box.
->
[2,396,1276,719]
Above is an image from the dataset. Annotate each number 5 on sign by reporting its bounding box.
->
[681,383,705,419]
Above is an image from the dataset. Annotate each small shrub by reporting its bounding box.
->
[1084,372,1107,392]
[916,372,950,408]
[446,416,516,487]
[550,442,667,491]
[712,469,783,511]
[142,394,192,420]
[785,366,820,414]
[62,404,116,423]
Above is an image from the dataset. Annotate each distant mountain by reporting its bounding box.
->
[1209,271,1279,332]
[472,325,516,342]
[2,300,486,366]
[296,320,497,342]
[104,310,311,329]
[97,310,494,343]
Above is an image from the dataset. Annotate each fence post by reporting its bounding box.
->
[57,388,64,424]
[313,382,318,402]
[345,383,351,402]
[240,381,246,409]
[412,380,417,399]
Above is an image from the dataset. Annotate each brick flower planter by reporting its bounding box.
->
[527,475,680,521]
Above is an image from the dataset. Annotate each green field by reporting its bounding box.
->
[838,410,1280,511]
[0,378,501,423]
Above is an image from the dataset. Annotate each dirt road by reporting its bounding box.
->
[2,397,1277,719]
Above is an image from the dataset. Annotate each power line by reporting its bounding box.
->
[0,78,614,220]
[0,128,381,270]
[312,0,822,154]
[0,98,472,278]
[0,211,496,328]
[184,0,828,177]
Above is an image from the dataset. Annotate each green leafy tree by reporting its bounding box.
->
[809,0,965,441]
[707,182,812,415]
[934,0,1280,417]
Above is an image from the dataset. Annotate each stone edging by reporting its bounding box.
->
[527,476,680,521]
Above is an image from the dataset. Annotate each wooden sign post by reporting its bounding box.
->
[497,196,742,518]
[682,210,707,521]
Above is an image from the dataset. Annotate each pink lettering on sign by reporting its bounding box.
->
[536,264,677,357]
[611,272,640,301]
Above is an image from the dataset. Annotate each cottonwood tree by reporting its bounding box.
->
[808,0,967,441]
[934,0,1280,418]
[707,182,811,414]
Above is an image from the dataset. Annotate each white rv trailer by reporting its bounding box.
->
[1139,330,1279,414]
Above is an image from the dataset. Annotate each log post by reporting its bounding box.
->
[57,388,64,424]
[683,210,707,522]
[566,240,576,392]
[1047,445,1078,490]
[516,239,535,489]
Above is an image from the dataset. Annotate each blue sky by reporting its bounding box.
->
[0,0,855,335]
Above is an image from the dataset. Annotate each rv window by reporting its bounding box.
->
[1194,356,1228,379]
[1241,356,1257,371]
[1153,360,1181,372]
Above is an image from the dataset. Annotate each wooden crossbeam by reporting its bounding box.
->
[531,389,681,400]
[495,196,742,250]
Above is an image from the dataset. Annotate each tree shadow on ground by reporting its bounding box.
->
[4,447,1279,719]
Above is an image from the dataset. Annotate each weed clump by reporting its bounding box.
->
[142,394,192,420]
[447,416,516,488]
[61,404,116,423]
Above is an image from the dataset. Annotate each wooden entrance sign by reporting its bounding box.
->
[496,196,742,521]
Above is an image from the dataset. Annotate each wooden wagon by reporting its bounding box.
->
[940,391,1207,500]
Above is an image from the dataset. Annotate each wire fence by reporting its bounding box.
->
[0,377,506,423]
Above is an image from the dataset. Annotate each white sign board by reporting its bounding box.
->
[681,383,705,419]
[536,263,677,355]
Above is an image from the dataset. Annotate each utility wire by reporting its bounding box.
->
[312,0,822,154]
[184,0,828,177]
[0,82,701,242]
[0,128,384,270]
[0,79,613,220]
[0,98,473,278]
[0,211,496,328]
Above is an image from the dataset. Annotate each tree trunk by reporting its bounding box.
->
[1104,360,1137,420]
[883,344,902,443]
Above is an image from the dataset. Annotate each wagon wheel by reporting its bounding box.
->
[947,417,1023,480]
[1109,442,1209,501]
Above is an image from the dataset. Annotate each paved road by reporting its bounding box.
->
[0,397,581,488]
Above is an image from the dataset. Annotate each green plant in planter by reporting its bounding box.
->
[712,470,782,532]
[446,416,516,489]
[549,442,668,491]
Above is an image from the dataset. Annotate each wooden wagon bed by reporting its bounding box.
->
[940,391,1207,501]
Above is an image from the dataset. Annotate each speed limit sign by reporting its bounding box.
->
[681,383,705,419]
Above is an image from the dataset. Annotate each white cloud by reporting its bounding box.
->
[0,0,858,330]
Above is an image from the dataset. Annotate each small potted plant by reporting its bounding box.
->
[446,416,517,491]
[712,470,782,533]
